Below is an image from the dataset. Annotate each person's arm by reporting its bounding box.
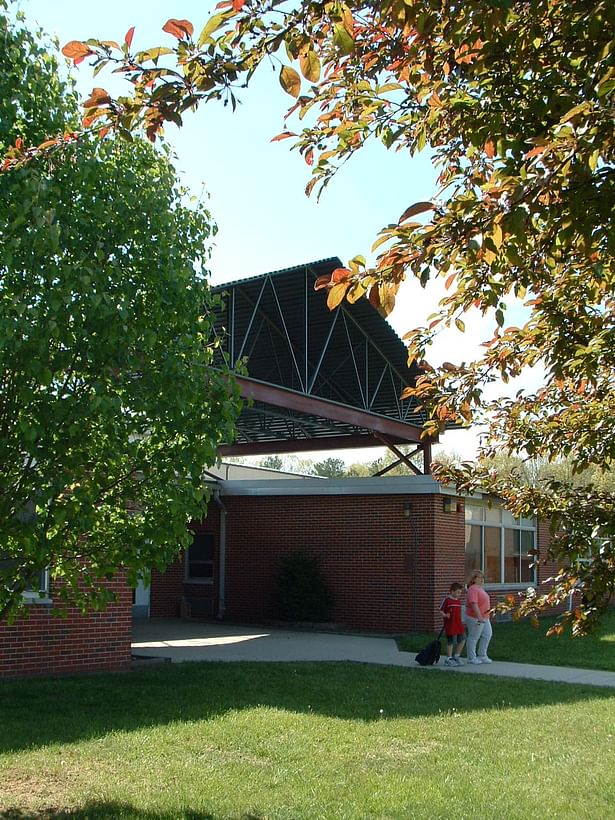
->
[440,599,451,619]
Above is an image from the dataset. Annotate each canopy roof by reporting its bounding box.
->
[213,258,444,473]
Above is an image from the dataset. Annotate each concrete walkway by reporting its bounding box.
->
[132,619,615,689]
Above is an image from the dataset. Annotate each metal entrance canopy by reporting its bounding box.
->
[213,258,441,474]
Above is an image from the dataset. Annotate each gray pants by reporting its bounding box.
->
[466,617,493,660]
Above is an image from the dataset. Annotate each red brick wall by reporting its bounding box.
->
[219,493,463,633]
[431,497,467,630]
[148,493,468,634]
[150,514,220,618]
[535,518,570,615]
[0,572,132,679]
[149,493,567,635]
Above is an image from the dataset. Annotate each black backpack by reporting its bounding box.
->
[415,629,444,666]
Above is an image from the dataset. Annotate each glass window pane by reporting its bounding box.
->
[520,530,535,582]
[24,570,48,593]
[520,516,535,528]
[504,529,520,583]
[189,561,213,580]
[520,555,534,583]
[464,524,481,579]
[485,506,501,523]
[501,509,516,527]
[464,504,483,522]
[484,527,501,583]
[189,533,214,561]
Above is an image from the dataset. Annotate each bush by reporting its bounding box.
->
[271,553,333,623]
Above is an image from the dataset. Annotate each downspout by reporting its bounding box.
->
[213,489,227,619]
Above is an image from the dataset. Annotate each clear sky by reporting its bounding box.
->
[19,0,511,461]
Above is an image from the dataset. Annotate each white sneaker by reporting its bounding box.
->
[443,657,456,666]
[469,658,482,665]
[453,657,464,666]
[479,656,493,664]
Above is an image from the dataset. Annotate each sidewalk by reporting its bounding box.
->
[132,619,615,689]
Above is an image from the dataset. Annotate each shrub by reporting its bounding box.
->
[271,553,333,622]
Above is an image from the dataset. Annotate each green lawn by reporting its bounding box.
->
[397,609,615,671]
[1,662,615,819]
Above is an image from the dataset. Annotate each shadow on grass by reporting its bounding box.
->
[0,804,219,819]
[1,660,614,755]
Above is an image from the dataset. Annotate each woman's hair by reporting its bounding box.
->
[467,569,484,586]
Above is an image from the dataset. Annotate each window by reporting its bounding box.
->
[1,554,50,601]
[185,532,215,583]
[464,502,537,586]
[23,568,51,602]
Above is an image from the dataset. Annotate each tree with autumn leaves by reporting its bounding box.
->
[0,5,240,621]
[5,0,614,632]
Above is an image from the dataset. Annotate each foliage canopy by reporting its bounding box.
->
[5,0,615,632]
[0,7,240,620]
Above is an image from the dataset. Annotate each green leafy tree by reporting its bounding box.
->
[25,1,615,631]
[0,7,240,621]
[313,457,347,477]
[345,461,372,478]
[474,453,615,490]
[258,455,285,471]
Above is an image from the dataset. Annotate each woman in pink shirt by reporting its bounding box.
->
[465,570,493,664]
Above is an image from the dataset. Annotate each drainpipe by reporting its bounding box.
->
[213,489,227,619]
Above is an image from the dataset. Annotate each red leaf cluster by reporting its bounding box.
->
[162,19,194,40]
[61,40,95,65]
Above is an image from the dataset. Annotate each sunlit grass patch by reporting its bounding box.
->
[398,610,615,671]
[1,661,614,818]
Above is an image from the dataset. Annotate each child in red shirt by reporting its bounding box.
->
[440,582,466,666]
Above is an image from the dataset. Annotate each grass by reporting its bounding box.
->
[1,662,615,819]
[397,609,615,671]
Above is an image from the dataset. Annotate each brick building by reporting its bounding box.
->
[147,473,555,635]
[0,573,132,678]
[0,259,557,677]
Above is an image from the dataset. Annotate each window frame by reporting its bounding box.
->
[22,568,52,604]
[184,532,215,585]
[464,502,537,588]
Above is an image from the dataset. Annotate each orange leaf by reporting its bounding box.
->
[125,26,135,48]
[15,137,23,150]
[83,87,112,109]
[331,267,351,283]
[427,90,442,109]
[484,137,496,158]
[368,287,381,311]
[314,274,332,291]
[327,282,349,310]
[82,114,104,127]
[525,145,547,159]
[299,48,321,83]
[62,40,94,62]
[270,132,296,143]
[305,148,314,166]
[232,0,246,9]
[444,272,456,290]
[399,201,433,222]
[305,177,318,197]
[279,65,301,98]
[162,18,194,39]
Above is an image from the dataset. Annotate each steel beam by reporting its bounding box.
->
[236,376,428,442]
